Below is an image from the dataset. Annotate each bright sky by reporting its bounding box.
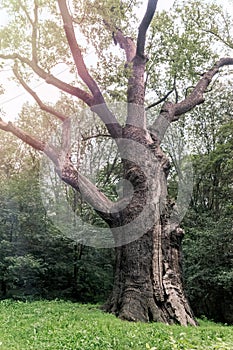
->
[0,0,233,121]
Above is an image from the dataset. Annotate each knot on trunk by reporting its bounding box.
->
[170,227,185,247]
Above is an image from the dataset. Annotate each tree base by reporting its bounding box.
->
[103,225,198,326]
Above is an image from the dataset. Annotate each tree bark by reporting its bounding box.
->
[104,223,197,325]
[103,125,197,326]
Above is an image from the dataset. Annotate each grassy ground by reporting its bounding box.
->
[0,300,232,350]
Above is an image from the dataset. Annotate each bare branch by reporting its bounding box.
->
[113,30,136,63]
[13,63,69,122]
[174,58,233,116]
[103,18,136,63]
[57,0,104,103]
[0,118,58,164]
[146,75,178,110]
[82,133,111,141]
[58,159,114,214]
[57,1,122,138]
[126,1,158,120]
[0,117,115,214]
[0,53,94,105]
[146,89,174,110]
[90,104,122,138]
[137,0,158,57]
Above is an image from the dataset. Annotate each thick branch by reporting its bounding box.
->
[0,118,58,164]
[0,53,94,105]
[0,118,114,214]
[57,0,104,103]
[174,58,233,116]
[137,0,158,57]
[125,1,158,122]
[58,159,114,214]
[57,1,122,138]
[1,53,121,138]
[105,21,136,63]
[150,57,233,142]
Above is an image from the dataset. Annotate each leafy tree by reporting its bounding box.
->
[183,216,233,324]
[0,114,114,301]
[181,111,233,323]
[0,0,233,324]
[0,157,114,301]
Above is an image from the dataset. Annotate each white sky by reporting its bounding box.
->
[0,0,233,121]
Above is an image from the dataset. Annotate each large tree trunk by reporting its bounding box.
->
[104,222,196,325]
[103,126,197,326]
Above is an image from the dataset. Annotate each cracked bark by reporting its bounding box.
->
[103,125,197,325]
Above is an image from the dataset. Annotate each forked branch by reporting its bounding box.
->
[57,0,122,138]
[150,57,233,142]
[0,118,114,214]
[174,57,233,116]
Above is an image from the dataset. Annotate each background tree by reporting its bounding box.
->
[181,86,233,324]
[0,120,114,302]
[0,0,233,325]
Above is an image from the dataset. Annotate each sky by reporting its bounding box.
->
[0,0,177,121]
[0,0,233,122]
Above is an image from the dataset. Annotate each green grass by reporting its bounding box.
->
[0,300,232,350]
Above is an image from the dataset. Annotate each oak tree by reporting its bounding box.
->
[1,0,233,325]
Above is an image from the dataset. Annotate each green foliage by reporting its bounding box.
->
[0,119,114,302]
[145,0,233,108]
[190,116,233,214]
[0,0,141,104]
[1,1,58,53]
[161,76,233,324]
[183,216,233,324]
[4,254,45,298]
[74,247,114,303]
[180,98,233,323]
[72,0,140,48]
[0,169,114,301]
[0,301,233,349]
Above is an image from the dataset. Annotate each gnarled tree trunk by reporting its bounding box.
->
[104,224,196,325]
[103,126,197,326]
